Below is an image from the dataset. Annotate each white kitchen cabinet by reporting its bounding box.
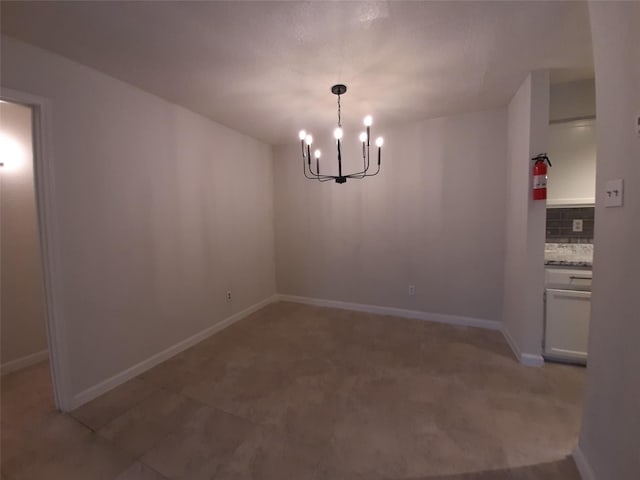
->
[544,288,591,364]
[547,118,596,206]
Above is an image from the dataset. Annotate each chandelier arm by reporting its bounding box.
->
[345,163,380,179]
[361,123,372,176]
[360,145,381,177]
[305,151,334,181]
[365,140,371,173]
[301,141,316,179]
[337,139,343,178]
[305,156,336,181]
[302,146,331,180]
[351,161,380,178]
[304,159,334,181]
[303,157,317,180]
[361,141,369,174]
[342,161,373,178]
[306,143,325,180]
[343,146,381,178]
[306,158,325,178]
[363,164,381,177]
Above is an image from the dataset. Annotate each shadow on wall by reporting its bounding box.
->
[417,456,579,479]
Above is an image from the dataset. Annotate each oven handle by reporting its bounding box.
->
[569,275,592,281]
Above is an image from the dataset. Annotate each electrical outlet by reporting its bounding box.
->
[226,291,232,302]
[408,285,416,296]
[572,219,583,232]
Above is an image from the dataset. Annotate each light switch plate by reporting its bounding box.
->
[604,179,624,207]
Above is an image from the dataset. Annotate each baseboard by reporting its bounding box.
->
[573,445,597,480]
[70,295,278,410]
[520,353,544,367]
[501,325,544,367]
[1,349,49,376]
[277,294,502,331]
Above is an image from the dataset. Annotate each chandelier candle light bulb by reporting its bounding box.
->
[298,85,384,184]
[364,115,372,147]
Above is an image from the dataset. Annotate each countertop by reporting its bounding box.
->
[544,243,593,269]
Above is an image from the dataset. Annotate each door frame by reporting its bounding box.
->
[1,87,71,410]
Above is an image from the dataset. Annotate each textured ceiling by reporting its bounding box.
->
[1,1,593,145]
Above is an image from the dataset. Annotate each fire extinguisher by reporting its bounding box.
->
[532,154,552,200]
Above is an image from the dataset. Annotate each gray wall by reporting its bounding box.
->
[502,71,549,361]
[274,109,507,323]
[578,2,640,478]
[0,101,48,367]
[1,37,276,400]
[549,78,596,122]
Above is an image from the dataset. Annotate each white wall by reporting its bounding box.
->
[502,71,549,364]
[0,101,48,368]
[0,37,276,404]
[274,109,507,323]
[577,3,640,479]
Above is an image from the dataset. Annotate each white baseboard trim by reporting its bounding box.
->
[520,353,545,367]
[277,294,502,331]
[70,295,278,410]
[1,349,49,376]
[573,445,597,480]
[501,325,544,367]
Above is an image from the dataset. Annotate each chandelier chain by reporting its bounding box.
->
[337,94,342,127]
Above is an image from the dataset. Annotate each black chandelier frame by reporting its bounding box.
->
[299,84,383,184]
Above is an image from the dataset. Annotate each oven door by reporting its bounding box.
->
[544,288,591,364]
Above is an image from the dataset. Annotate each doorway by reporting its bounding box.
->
[543,78,596,366]
[1,91,64,411]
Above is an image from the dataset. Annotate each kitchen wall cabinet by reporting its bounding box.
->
[547,118,596,206]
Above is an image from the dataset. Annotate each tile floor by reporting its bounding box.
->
[1,302,585,479]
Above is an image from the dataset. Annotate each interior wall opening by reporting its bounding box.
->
[0,98,57,412]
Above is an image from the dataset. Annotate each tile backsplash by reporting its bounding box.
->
[546,206,594,243]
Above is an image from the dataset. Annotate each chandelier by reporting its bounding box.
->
[298,84,384,184]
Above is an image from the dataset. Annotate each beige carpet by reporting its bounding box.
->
[1,301,585,479]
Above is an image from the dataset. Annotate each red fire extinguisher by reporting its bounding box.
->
[532,154,552,200]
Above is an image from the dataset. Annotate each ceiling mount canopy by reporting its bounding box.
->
[298,84,384,184]
[330,84,347,96]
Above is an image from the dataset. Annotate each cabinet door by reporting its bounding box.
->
[545,289,591,362]
[547,119,596,206]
